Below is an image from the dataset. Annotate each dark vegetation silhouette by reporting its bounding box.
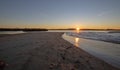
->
[0,28,48,31]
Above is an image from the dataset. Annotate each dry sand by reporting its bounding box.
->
[0,32,119,70]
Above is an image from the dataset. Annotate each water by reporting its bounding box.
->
[0,30,74,34]
[48,30,108,32]
[0,31,25,34]
[48,30,76,32]
[62,33,120,68]
[0,30,106,34]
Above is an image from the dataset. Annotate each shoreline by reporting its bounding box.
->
[63,33,120,69]
[0,32,119,70]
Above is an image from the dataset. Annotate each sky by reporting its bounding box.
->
[0,0,120,29]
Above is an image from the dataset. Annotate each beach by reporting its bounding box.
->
[0,32,119,70]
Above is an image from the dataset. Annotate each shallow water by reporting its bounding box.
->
[62,33,120,68]
[0,31,25,34]
[48,30,108,32]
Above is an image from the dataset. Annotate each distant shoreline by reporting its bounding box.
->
[0,28,48,31]
[0,28,120,31]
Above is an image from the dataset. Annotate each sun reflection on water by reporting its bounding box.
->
[75,38,79,47]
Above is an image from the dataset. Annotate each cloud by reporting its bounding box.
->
[97,11,112,17]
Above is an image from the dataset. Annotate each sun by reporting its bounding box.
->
[76,27,80,31]
[76,27,80,33]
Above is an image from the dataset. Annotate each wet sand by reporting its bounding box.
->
[0,32,119,70]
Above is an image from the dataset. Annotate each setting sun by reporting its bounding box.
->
[76,28,80,31]
[76,27,80,33]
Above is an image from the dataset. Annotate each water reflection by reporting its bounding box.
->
[63,33,120,68]
[0,31,25,34]
[75,38,79,47]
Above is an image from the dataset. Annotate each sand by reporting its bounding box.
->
[0,32,119,70]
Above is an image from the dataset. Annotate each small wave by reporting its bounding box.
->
[66,32,120,44]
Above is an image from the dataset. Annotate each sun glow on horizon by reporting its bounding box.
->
[76,27,80,30]
[76,27,80,33]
